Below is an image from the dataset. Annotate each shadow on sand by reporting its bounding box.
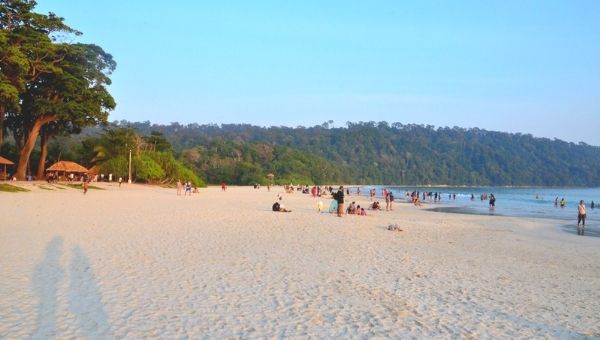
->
[68,245,113,338]
[31,237,113,338]
[32,236,64,339]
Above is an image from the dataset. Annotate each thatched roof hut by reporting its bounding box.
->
[47,161,89,174]
[87,165,99,176]
[0,155,14,180]
[0,155,14,165]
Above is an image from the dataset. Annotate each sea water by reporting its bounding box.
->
[355,186,600,228]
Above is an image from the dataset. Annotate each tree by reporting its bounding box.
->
[11,42,115,179]
[1,0,79,148]
[1,1,114,179]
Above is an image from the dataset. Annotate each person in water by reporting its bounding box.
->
[591,201,595,209]
[577,200,586,235]
[560,198,566,208]
[489,194,496,208]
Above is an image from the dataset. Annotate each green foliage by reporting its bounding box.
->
[182,140,345,185]
[1,1,115,179]
[75,127,204,186]
[143,131,172,152]
[132,154,165,182]
[98,156,128,177]
[114,121,600,187]
[146,151,205,187]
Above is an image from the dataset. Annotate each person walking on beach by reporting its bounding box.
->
[335,186,345,217]
[176,179,182,196]
[82,174,89,194]
[577,200,587,235]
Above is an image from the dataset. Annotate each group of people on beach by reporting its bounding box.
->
[176,180,199,196]
[268,184,594,236]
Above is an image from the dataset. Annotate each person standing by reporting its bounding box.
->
[577,200,587,236]
[118,177,123,188]
[336,186,345,217]
[489,194,496,208]
[385,191,391,211]
[83,175,89,194]
[176,179,182,196]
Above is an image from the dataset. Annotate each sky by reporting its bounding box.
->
[36,1,600,145]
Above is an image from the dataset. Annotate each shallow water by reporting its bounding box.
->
[353,186,600,228]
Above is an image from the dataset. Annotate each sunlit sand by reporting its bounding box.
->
[1,184,599,338]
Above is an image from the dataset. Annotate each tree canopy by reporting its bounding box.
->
[1,0,115,179]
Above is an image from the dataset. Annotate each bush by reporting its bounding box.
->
[133,154,165,182]
[146,151,205,187]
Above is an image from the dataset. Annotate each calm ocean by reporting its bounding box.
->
[354,186,600,228]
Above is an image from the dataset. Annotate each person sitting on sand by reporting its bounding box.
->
[358,207,367,216]
[414,198,422,206]
[272,198,291,212]
[347,201,357,214]
[370,201,381,210]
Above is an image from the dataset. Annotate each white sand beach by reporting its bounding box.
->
[1,183,599,338]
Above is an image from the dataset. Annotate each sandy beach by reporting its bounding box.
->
[1,183,599,338]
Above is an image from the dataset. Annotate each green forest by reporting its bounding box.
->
[4,119,598,187]
[117,120,600,186]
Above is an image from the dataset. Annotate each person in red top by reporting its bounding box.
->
[221,181,227,191]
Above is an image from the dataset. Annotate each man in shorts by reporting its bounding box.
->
[577,200,586,235]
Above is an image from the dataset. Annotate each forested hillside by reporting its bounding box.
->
[112,121,600,186]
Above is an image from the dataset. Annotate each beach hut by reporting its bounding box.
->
[0,155,14,180]
[46,161,89,181]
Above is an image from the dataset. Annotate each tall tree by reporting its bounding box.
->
[12,42,115,179]
[0,0,78,148]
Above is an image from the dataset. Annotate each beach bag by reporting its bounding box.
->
[272,202,280,211]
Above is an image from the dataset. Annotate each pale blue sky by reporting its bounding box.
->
[36,1,600,144]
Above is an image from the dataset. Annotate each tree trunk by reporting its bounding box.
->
[36,128,51,180]
[0,104,5,148]
[15,115,56,180]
